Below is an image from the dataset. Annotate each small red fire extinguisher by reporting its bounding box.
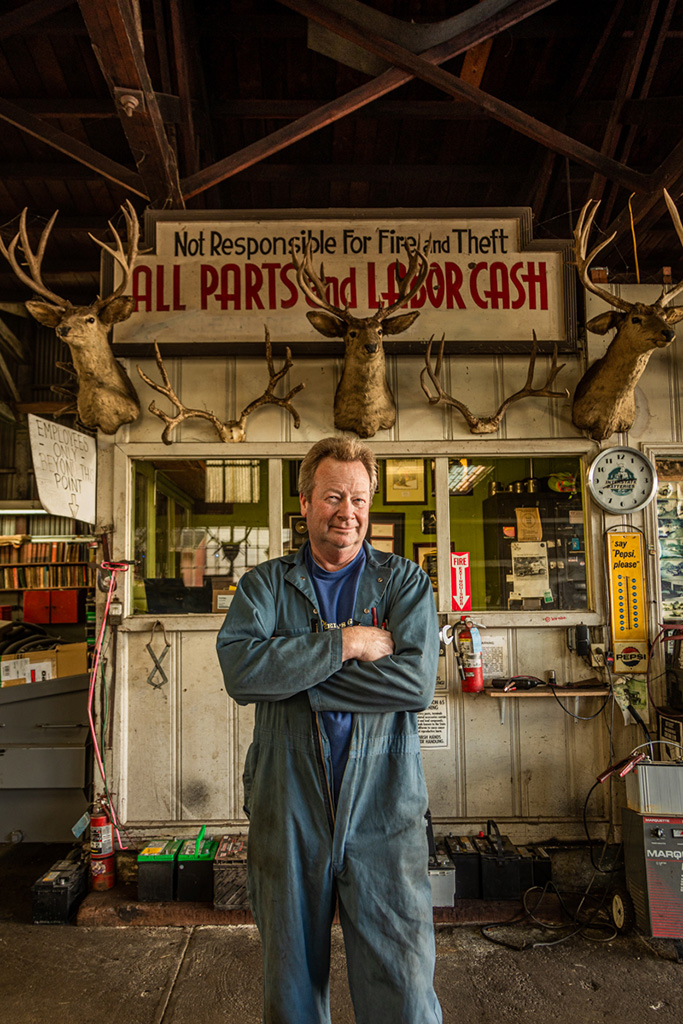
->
[90,797,115,891]
[455,616,484,693]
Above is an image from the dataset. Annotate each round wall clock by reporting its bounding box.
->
[587,446,658,513]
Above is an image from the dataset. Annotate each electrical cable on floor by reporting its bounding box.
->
[481,761,626,952]
[481,874,618,951]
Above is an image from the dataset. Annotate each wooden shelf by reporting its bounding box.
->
[485,687,607,698]
[0,562,93,567]
[0,585,94,592]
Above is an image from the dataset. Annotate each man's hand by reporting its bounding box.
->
[342,625,395,662]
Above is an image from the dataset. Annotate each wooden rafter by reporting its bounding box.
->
[77,0,184,208]
[0,0,74,40]
[180,0,558,199]
[599,0,678,225]
[528,0,624,219]
[0,96,147,197]
[279,0,649,195]
[587,0,662,207]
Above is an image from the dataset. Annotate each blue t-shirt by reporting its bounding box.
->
[305,544,366,806]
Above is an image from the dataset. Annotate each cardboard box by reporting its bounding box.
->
[1,651,57,686]
[56,642,88,678]
[1,642,88,688]
[212,590,233,614]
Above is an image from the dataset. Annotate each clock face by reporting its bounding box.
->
[588,447,657,513]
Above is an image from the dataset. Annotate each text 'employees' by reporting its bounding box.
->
[132,260,548,312]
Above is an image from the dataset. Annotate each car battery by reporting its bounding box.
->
[428,837,455,908]
[625,760,683,815]
[444,834,481,898]
[471,821,523,900]
[176,826,219,902]
[137,839,183,901]
[213,834,249,909]
[517,844,553,890]
[32,857,87,924]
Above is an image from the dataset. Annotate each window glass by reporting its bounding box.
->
[654,457,683,622]
[449,456,587,612]
[131,454,587,616]
[132,459,269,614]
[284,456,437,597]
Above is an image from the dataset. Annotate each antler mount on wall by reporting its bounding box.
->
[0,201,142,435]
[291,236,431,438]
[571,190,683,442]
[137,329,304,444]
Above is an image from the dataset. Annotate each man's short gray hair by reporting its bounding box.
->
[298,436,378,500]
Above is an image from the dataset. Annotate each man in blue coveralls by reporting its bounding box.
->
[217,436,442,1024]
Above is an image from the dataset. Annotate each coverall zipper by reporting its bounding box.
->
[313,711,336,832]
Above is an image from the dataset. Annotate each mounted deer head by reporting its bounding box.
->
[290,237,430,437]
[421,331,567,433]
[572,190,683,441]
[0,201,141,435]
[137,328,304,443]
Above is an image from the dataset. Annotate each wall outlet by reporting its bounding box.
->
[591,646,605,668]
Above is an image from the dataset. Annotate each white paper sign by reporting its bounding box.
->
[28,415,97,524]
[481,635,508,678]
[418,695,449,748]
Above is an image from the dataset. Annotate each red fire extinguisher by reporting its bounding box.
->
[90,797,115,891]
[455,616,484,693]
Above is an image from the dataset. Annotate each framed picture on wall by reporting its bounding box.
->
[384,459,427,505]
[287,514,309,549]
[369,513,405,556]
[288,460,302,497]
[413,543,438,590]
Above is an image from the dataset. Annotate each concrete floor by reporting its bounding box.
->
[2,843,682,1024]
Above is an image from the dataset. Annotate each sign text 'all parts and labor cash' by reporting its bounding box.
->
[112,211,572,350]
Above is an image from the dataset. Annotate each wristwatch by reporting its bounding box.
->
[586,446,657,513]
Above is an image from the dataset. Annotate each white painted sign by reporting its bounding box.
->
[28,415,97,525]
[112,211,571,349]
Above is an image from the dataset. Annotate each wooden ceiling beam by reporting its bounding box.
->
[0,0,74,40]
[0,161,527,184]
[0,96,147,197]
[280,0,649,195]
[600,0,678,225]
[587,0,661,206]
[181,0,559,199]
[77,0,184,208]
[10,94,182,122]
[208,95,683,123]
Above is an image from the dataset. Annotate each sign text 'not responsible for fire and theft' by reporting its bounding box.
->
[112,215,568,347]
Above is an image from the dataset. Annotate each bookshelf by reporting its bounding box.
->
[0,536,97,636]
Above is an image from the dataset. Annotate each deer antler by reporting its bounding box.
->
[137,328,305,444]
[88,199,140,303]
[380,236,432,319]
[290,239,347,318]
[0,208,68,306]
[290,235,432,320]
[573,200,632,313]
[655,189,683,312]
[421,332,568,434]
